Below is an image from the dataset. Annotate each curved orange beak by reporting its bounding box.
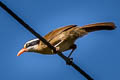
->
[17,48,27,56]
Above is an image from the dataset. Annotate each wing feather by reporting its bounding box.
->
[44,25,77,42]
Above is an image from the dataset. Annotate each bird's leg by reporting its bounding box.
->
[67,44,77,59]
[66,44,77,65]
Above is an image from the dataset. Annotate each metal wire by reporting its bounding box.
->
[0,1,93,80]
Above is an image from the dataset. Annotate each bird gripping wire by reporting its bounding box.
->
[0,1,93,80]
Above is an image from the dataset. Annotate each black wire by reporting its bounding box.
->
[0,1,93,80]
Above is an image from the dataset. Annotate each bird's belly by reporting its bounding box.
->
[57,40,74,52]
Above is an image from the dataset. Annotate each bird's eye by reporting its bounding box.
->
[26,43,30,48]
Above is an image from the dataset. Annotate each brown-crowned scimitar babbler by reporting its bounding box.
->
[17,22,116,58]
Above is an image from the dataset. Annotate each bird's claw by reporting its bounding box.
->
[66,57,73,65]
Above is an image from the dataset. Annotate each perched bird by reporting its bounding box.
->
[17,22,116,58]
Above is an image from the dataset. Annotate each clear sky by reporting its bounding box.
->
[0,0,120,80]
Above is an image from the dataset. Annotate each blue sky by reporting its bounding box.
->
[0,0,120,80]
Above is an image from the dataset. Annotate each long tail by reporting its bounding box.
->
[80,22,116,32]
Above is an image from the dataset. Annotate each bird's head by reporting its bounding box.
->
[17,38,40,56]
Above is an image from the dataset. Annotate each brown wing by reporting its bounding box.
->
[44,25,77,42]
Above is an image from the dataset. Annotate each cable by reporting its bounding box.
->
[0,1,93,80]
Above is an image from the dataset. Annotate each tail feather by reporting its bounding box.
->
[80,22,116,32]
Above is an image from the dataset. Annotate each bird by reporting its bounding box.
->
[17,22,116,58]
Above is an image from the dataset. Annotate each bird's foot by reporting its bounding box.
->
[66,57,73,65]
